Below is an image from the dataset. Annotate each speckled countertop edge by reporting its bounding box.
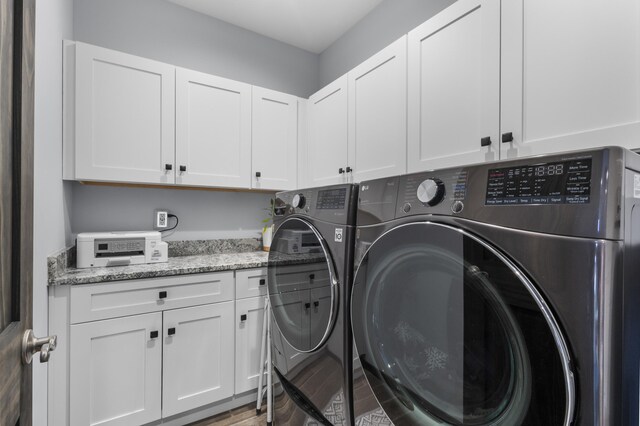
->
[49,251,270,286]
[48,238,268,286]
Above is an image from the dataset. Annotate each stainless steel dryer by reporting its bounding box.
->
[351,147,640,425]
[268,184,358,425]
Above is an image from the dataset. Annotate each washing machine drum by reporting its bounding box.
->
[351,222,574,426]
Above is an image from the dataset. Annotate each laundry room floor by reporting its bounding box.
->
[189,403,267,426]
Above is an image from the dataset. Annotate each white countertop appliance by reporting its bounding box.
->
[76,231,168,268]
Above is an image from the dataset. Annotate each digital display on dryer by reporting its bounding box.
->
[485,159,592,205]
[316,188,347,209]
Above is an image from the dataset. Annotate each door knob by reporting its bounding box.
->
[22,329,57,364]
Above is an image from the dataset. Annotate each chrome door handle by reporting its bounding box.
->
[22,329,57,364]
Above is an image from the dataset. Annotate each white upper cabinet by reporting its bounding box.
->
[72,42,176,184]
[307,76,349,187]
[501,0,640,157]
[252,87,298,191]
[407,0,500,172]
[348,36,407,182]
[176,68,252,188]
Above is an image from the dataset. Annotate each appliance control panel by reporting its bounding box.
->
[485,158,592,205]
[275,184,357,225]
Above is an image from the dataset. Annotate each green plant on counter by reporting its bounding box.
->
[262,198,275,233]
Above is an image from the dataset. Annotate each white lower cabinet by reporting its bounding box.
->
[70,313,163,426]
[163,302,235,417]
[63,271,245,426]
[235,268,268,395]
[235,296,266,394]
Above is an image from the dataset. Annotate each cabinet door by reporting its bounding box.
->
[74,43,175,184]
[70,313,162,426]
[348,36,407,182]
[407,0,500,171]
[162,302,235,417]
[252,87,298,191]
[501,0,640,157]
[235,296,266,394]
[236,268,268,300]
[307,76,349,186]
[176,68,251,188]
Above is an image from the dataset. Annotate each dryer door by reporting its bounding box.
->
[268,217,338,353]
[352,222,575,425]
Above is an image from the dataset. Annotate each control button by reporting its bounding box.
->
[417,178,445,206]
[292,194,306,209]
[451,201,464,214]
[403,203,411,213]
[305,206,310,213]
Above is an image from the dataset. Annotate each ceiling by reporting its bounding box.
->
[166,0,384,54]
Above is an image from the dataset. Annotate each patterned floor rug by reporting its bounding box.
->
[355,408,394,426]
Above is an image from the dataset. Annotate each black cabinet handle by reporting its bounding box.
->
[481,137,492,147]
[165,164,173,171]
[179,165,187,172]
[167,327,176,336]
[159,291,167,299]
[305,302,311,309]
[338,168,344,174]
[255,171,261,178]
[314,301,319,308]
[346,166,353,173]
[240,314,247,321]
[259,278,266,286]
[150,330,158,339]
[309,274,315,280]
[502,132,514,143]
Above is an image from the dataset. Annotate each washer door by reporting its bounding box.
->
[268,217,338,353]
[352,222,574,425]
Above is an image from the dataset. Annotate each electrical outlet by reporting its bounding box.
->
[155,210,168,229]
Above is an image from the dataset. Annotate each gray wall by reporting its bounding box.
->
[34,0,74,423]
[74,0,319,98]
[318,0,456,88]
[71,183,273,241]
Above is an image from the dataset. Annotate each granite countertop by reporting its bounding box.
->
[48,238,329,286]
[50,251,269,286]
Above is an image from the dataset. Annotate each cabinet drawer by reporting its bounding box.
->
[235,268,267,299]
[70,272,234,324]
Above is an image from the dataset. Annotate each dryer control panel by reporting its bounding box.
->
[485,159,592,205]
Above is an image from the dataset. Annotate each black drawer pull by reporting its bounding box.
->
[502,132,514,143]
[165,164,173,171]
[179,165,187,172]
[255,171,261,178]
[259,278,266,286]
[481,136,492,147]
[346,166,353,173]
[305,302,311,309]
[159,291,167,299]
[240,314,247,321]
[150,330,158,339]
[167,327,176,336]
[338,168,345,174]
[309,274,315,280]
[314,301,319,308]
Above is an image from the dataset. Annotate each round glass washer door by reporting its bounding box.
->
[352,222,574,426]
[268,217,338,353]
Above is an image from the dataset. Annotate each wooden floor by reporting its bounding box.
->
[188,403,268,426]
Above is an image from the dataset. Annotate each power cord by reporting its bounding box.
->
[160,214,179,233]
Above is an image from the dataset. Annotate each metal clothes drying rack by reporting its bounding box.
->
[256,296,273,425]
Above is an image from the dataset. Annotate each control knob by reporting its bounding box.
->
[292,194,306,209]
[417,178,445,206]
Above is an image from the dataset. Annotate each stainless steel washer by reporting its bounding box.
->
[351,147,640,425]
